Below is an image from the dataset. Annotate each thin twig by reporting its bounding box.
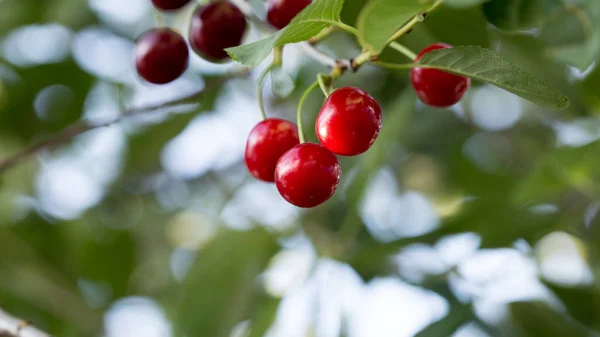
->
[0,308,50,337]
[0,71,249,174]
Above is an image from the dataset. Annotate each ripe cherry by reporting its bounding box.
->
[134,28,189,84]
[316,86,382,156]
[151,0,191,11]
[189,1,247,62]
[275,143,341,208]
[267,0,312,29]
[245,118,300,183]
[410,43,470,108]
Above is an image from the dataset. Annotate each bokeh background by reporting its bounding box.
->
[1,0,600,336]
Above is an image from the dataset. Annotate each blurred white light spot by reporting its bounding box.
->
[453,322,491,337]
[105,297,172,337]
[536,231,593,286]
[84,81,121,125]
[435,232,481,266]
[73,28,135,83]
[161,85,257,179]
[3,24,72,67]
[221,181,300,232]
[268,260,363,337]
[170,248,196,282]
[264,247,316,297]
[75,125,126,185]
[529,204,559,215]
[553,118,600,147]
[350,278,448,337]
[470,85,522,131]
[360,168,439,243]
[36,157,104,220]
[394,244,448,283]
[89,0,150,27]
[166,211,214,250]
[34,85,74,122]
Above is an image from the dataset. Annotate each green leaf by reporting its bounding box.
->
[380,46,570,110]
[445,0,489,7]
[226,0,346,66]
[356,0,425,53]
[175,227,279,337]
[483,0,556,31]
[510,301,591,337]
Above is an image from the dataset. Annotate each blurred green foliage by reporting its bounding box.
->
[1,0,600,336]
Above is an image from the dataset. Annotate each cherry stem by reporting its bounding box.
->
[371,61,414,70]
[389,42,417,61]
[383,0,444,47]
[256,46,285,120]
[317,73,331,96]
[333,22,359,36]
[256,64,277,120]
[308,26,337,45]
[297,81,321,143]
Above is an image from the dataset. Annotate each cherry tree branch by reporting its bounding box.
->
[0,308,51,337]
[0,71,250,174]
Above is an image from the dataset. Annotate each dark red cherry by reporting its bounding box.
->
[410,43,471,108]
[134,28,189,84]
[189,1,247,62]
[267,0,312,29]
[245,118,300,182]
[151,0,191,11]
[315,86,382,156]
[275,143,341,208]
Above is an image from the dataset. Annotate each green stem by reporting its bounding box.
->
[389,41,417,60]
[383,0,444,47]
[256,64,277,120]
[297,81,321,143]
[372,61,414,70]
[334,22,359,36]
[272,46,283,66]
[317,73,331,96]
[308,26,337,45]
[256,46,284,120]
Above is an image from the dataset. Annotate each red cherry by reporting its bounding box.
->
[134,28,189,84]
[151,0,191,11]
[410,43,471,108]
[189,1,247,62]
[315,86,382,156]
[275,143,341,208]
[245,118,300,182]
[267,0,312,29]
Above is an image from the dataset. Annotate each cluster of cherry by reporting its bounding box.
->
[245,86,382,208]
[133,0,472,209]
[134,0,311,84]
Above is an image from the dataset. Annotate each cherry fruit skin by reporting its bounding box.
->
[151,0,191,11]
[410,43,471,108]
[275,143,341,208]
[267,0,312,29]
[316,86,382,156]
[189,1,247,62]
[134,28,189,84]
[245,118,300,183]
